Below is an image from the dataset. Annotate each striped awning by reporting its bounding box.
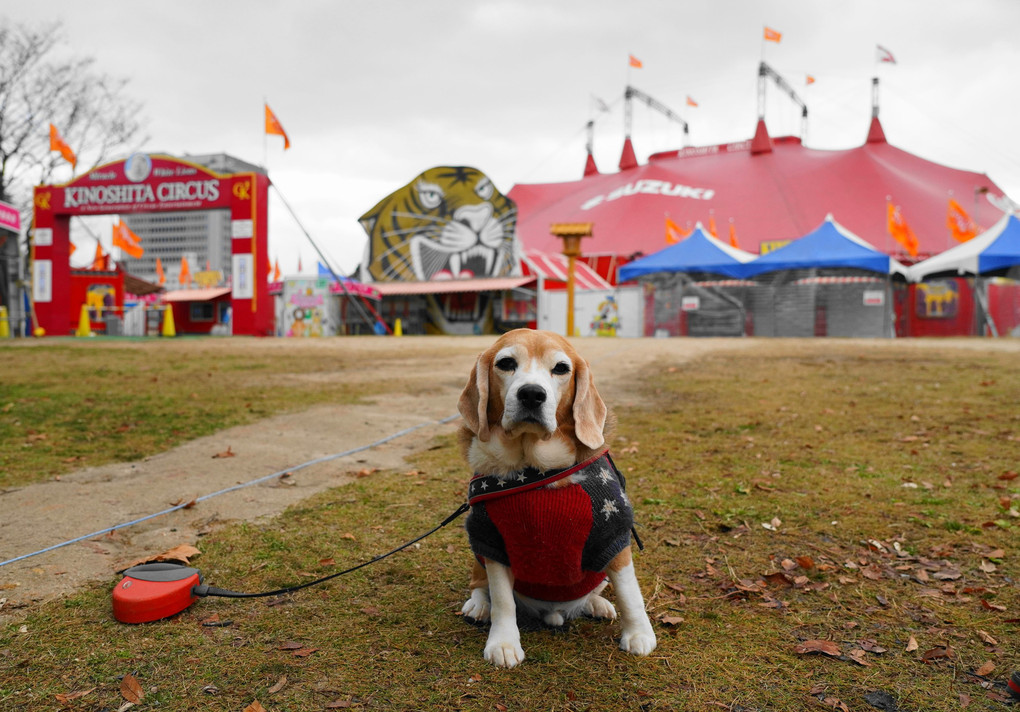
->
[371,275,536,296]
[522,250,612,290]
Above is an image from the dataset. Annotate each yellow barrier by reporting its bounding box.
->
[394,318,403,337]
[0,306,8,338]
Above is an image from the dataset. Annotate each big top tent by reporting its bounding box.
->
[509,117,1012,280]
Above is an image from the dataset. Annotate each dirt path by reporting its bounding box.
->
[0,336,756,618]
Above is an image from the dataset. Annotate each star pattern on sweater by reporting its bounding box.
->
[601,498,620,520]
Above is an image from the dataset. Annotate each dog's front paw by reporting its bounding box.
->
[484,636,525,668]
[620,623,657,656]
[461,588,491,622]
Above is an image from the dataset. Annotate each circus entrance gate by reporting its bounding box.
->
[31,154,272,336]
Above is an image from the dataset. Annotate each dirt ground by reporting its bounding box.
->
[1,336,1016,621]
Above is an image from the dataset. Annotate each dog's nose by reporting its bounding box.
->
[517,384,547,410]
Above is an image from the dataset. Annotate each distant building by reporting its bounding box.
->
[121,153,266,290]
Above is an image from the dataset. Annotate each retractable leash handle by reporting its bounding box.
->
[112,504,470,623]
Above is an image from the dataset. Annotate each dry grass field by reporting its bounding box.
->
[1,336,1018,711]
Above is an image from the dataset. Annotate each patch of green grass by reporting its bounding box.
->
[0,339,425,488]
[2,342,1019,710]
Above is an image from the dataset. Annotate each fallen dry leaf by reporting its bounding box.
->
[975,661,996,677]
[268,675,288,694]
[120,674,144,704]
[795,555,815,570]
[921,646,953,663]
[55,689,95,703]
[212,446,235,459]
[292,647,318,657]
[906,635,919,652]
[243,702,267,712]
[846,649,871,667]
[977,630,998,646]
[658,615,684,625]
[794,640,841,657]
[121,543,201,570]
[959,693,971,708]
[277,641,304,650]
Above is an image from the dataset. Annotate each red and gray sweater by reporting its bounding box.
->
[465,452,634,603]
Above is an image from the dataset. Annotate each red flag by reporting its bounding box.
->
[764,26,782,43]
[876,44,896,64]
[686,96,698,108]
[112,220,144,259]
[628,54,643,69]
[947,198,978,242]
[887,201,919,257]
[155,257,166,285]
[265,103,291,149]
[49,124,77,168]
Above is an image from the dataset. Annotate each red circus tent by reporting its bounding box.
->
[509,117,1012,283]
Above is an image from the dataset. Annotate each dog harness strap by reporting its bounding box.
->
[467,451,605,505]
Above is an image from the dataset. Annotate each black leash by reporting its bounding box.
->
[193,503,470,599]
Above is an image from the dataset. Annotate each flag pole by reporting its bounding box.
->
[262,97,268,169]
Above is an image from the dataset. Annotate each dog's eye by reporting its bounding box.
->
[551,362,570,376]
[495,357,517,372]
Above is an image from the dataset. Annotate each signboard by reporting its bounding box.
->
[681,295,700,311]
[862,290,885,306]
[32,154,271,336]
[33,260,52,302]
[0,199,21,233]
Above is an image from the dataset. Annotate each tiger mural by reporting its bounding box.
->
[358,166,519,283]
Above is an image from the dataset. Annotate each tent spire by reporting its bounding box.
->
[619,137,638,170]
[866,77,887,143]
[583,119,600,177]
[751,119,773,154]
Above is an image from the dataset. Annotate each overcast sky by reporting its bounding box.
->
[9,0,1020,274]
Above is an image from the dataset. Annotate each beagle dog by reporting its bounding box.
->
[458,328,656,668]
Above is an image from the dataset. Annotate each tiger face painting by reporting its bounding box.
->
[358,166,519,283]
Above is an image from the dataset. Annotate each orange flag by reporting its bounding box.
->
[729,221,739,249]
[49,124,77,168]
[265,103,291,149]
[887,201,919,257]
[91,242,105,270]
[112,220,144,259]
[708,214,718,238]
[155,257,166,285]
[806,75,816,85]
[686,96,699,108]
[764,26,782,43]
[628,54,643,69]
[272,258,282,282]
[665,216,689,244]
[947,198,978,242]
[179,256,192,287]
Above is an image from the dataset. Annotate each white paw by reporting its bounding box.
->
[583,594,617,620]
[619,626,657,656]
[484,635,525,668]
[461,589,490,622]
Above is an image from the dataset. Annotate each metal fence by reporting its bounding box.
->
[645,269,907,338]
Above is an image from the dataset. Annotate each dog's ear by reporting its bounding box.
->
[458,352,492,442]
[572,356,607,449]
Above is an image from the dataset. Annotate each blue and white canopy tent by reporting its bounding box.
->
[744,214,908,278]
[741,215,907,338]
[617,223,757,337]
[906,212,1020,281]
[907,212,1020,336]
[618,224,756,281]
